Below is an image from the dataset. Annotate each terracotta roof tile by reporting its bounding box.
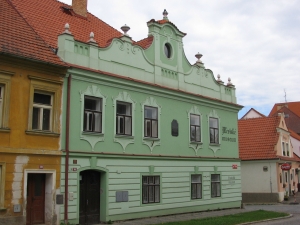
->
[238,117,280,160]
[9,0,123,48]
[269,102,300,118]
[135,36,154,49]
[270,107,300,134]
[1,0,66,66]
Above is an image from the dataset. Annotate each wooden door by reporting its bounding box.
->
[79,170,100,225]
[26,174,45,225]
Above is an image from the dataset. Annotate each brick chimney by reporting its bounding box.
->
[72,0,87,17]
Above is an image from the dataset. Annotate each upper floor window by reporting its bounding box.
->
[32,92,52,131]
[282,142,286,156]
[164,43,172,58]
[84,96,102,132]
[211,174,221,197]
[191,174,202,199]
[144,106,158,138]
[116,101,132,135]
[286,143,289,156]
[190,114,201,142]
[209,118,219,144]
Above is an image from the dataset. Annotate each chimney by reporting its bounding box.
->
[72,0,87,17]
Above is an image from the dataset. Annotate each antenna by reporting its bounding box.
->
[284,89,287,102]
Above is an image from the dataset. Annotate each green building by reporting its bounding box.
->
[58,11,242,225]
[10,0,242,224]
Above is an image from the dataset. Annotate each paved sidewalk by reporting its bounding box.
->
[112,208,254,225]
[102,193,300,225]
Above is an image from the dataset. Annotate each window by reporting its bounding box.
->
[27,76,62,135]
[84,96,102,132]
[171,120,178,137]
[116,101,132,135]
[142,176,160,204]
[282,142,286,156]
[286,143,289,156]
[211,174,221,197]
[191,175,202,199]
[144,106,158,138]
[0,85,3,126]
[164,43,172,58]
[32,92,52,130]
[209,118,219,144]
[190,114,201,142]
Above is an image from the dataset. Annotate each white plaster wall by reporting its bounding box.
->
[291,136,300,157]
[242,110,263,119]
[241,161,278,193]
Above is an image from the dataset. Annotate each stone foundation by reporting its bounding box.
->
[242,193,279,203]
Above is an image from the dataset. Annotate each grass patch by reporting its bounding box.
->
[153,210,288,225]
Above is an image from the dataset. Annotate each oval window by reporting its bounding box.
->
[164,43,172,58]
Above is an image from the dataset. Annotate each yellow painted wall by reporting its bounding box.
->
[0,56,66,217]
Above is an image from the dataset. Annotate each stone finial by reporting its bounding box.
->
[64,23,71,34]
[217,74,221,82]
[195,52,203,64]
[121,24,130,36]
[88,32,96,43]
[227,77,233,86]
[163,9,168,20]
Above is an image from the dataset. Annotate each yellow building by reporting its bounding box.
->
[0,0,67,224]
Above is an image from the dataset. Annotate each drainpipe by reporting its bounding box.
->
[64,74,71,223]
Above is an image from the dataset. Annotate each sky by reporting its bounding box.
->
[60,0,300,118]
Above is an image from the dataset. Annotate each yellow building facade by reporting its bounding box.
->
[0,54,66,225]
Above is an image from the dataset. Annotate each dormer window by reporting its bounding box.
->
[164,43,172,58]
[282,142,285,156]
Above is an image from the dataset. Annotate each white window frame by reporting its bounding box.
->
[282,142,286,156]
[208,110,221,145]
[211,174,221,198]
[32,92,53,131]
[190,114,201,142]
[0,70,13,129]
[27,76,62,135]
[83,96,102,133]
[144,106,158,138]
[209,117,219,144]
[142,97,161,140]
[191,174,202,199]
[116,101,132,136]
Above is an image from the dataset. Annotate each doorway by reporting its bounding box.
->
[26,173,45,225]
[79,170,100,225]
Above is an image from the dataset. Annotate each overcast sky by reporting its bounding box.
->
[60,0,300,117]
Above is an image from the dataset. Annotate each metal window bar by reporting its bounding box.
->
[142,176,160,204]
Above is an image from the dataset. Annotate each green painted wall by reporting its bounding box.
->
[60,156,241,222]
[58,18,242,223]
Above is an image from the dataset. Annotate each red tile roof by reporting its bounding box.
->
[270,106,300,134]
[289,129,300,141]
[135,36,154,49]
[239,116,300,162]
[269,102,300,118]
[1,0,66,66]
[238,117,280,160]
[9,0,123,49]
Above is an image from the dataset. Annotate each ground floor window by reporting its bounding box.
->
[211,174,221,197]
[142,176,160,204]
[191,174,202,199]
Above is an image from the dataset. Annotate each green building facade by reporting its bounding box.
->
[58,13,242,224]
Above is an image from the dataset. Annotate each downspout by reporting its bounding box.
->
[64,74,71,223]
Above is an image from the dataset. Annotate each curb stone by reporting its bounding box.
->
[238,214,293,225]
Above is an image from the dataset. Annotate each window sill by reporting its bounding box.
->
[0,127,10,133]
[143,137,160,141]
[209,143,220,147]
[25,130,60,137]
[82,131,104,136]
[115,135,134,139]
[190,141,203,145]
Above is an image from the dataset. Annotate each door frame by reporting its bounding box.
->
[23,170,56,224]
[76,167,108,223]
